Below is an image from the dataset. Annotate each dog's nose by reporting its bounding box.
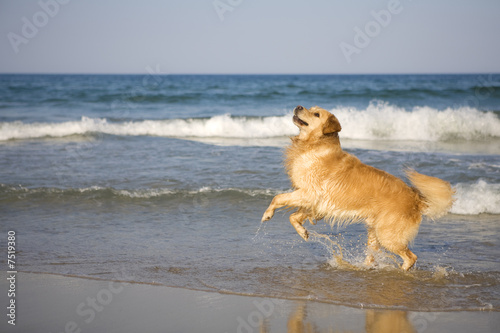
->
[294,105,303,112]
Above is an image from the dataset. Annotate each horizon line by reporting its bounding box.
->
[1,72,499,76]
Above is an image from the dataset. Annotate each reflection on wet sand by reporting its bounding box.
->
[286,303,316,333]
[365,310,416,333]
[260,302,416,333]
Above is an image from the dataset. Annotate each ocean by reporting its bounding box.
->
[1,74,499,312]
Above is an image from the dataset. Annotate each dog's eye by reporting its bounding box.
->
[314,113,320,117]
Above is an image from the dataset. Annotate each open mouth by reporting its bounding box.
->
[293,115,308,126]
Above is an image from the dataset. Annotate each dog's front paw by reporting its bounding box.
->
[261,210,274,222]
[299,229,309,241]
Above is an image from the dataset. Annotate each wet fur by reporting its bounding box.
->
[262,106,455,270]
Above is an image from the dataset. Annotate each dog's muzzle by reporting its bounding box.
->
[293,105,308,126]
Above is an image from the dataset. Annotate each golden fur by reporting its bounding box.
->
[262,106,455,270]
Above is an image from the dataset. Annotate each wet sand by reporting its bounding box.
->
[1,272,498,332]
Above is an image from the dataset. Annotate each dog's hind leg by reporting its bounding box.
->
[398,248,418,271]
[372,214,421,270]
[290,209,310,241]
[364,227,380,267]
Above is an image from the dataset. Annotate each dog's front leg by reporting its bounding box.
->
[261,190,306,222]
[289,209,310,241]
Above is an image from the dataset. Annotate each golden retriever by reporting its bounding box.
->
[262,106,454,270]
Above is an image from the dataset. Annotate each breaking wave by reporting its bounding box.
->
[0,184,282,201]
[2,183,499,215]
[451,180,500,215]
[1,103,499,142]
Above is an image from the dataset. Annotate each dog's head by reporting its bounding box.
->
[293,105,342,141]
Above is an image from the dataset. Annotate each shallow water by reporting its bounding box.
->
[1,74,499,311]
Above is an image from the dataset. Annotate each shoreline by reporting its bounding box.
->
[1,272,498,332]
[11,270,500,313]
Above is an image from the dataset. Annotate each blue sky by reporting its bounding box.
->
[1,0,499,74]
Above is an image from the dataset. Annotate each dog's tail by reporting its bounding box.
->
[406,169,455,219]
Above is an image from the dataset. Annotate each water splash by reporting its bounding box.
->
[252,221,267,241]
[308,231,403,270]
[308,231,361,270]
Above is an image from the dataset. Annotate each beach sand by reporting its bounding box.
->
[1,272,498,332]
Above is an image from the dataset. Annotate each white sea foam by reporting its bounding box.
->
[0,115,296,141]
[451,180,500,215]
[333,102,500,141]
[1,104,499,142]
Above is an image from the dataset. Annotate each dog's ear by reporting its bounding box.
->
[323,114,342,135]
